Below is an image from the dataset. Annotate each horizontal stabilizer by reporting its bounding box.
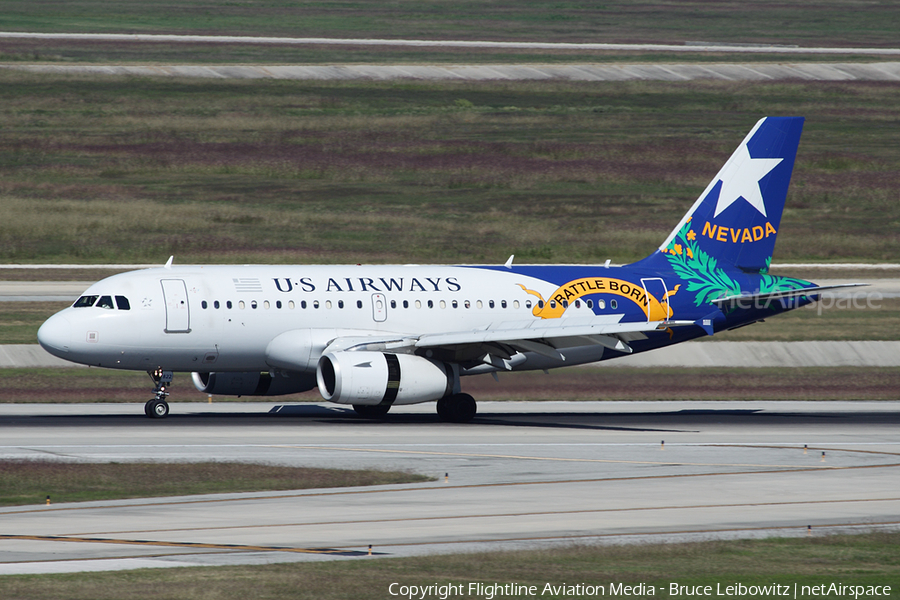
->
[713,283,868,307]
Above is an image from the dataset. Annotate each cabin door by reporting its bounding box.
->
[161,279,191,333]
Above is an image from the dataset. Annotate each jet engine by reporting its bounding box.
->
[192,371,316,397]
[316,351,453,406]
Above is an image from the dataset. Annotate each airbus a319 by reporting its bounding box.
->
[37,117,860,422]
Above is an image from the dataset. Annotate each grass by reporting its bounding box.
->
[0,460,433,506]
[0,72,898,266]
[3,366,898,403]
[1,0,898,51]
[0,533,898,599]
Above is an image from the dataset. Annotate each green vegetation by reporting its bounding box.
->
[1,72,898,266]
[0,459,432,506]
[1,533,898,599]
[1,0,898,55]
[0,301,69,344]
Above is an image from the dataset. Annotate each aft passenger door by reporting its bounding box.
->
[161,279,191,333]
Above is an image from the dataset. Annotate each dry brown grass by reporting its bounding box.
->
[0,459,432,506]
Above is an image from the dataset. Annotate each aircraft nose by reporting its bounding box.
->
[37,313,72,357]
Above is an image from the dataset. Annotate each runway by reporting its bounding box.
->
[1,401,898,574]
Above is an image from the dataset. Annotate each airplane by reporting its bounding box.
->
[37,116,862,422]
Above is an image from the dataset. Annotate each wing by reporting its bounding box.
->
[322,315,712,370]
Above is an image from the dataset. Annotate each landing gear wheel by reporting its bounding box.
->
[145,368,173,419]
[437,393,477,423]
[353,404,391,418]
[145,399,169,419]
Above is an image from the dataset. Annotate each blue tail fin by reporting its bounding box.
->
[654,116,804,274]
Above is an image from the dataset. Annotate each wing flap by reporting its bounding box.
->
[415,319,669,349]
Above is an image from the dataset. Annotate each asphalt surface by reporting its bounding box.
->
[5,62,900,82]
[1,400,898,574]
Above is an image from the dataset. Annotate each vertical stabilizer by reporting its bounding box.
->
[655,117,804,273]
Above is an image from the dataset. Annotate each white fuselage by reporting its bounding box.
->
[38,264,627,374]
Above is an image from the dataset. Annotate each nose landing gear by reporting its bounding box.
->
[145,369,173,419]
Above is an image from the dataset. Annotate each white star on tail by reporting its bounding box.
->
[713,143,782,218]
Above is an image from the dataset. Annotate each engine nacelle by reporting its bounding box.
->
[192,371,316,397]
[316,351,453,406]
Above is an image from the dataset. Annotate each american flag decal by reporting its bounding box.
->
[233,278,263,292]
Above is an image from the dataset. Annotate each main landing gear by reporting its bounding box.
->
[145,369,173,419]
[437,393,477,423]
[351,393,477,423]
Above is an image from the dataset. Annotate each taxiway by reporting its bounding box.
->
[1,400,898,574]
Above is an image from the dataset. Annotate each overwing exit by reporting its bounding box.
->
[37,117,863,422]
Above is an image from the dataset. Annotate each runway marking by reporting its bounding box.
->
[379,520,900,549]
[4,461,900,517]
[268,444,851,469]
[0,534,371,557]
[64,496,900,538]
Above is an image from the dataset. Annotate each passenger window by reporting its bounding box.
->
[489,300,495,309]
[97,296,114,309]
[214,300,220,309]
[514,300,520,309]
[476,300,483,309]
[391,300,397,309]
[587,300,593,309]
[264,301,270,309]
[524,300,530,309]
[427,300,433,309]
[338,300,344,309]
[574,300,580,308]
[357,300,363,309]
[403,300,409,309]
[452,300,458,308]
[415,300,422,309]
[598,299,605,309]
[501,300,507,309]
[289,301,295,309]
[74,296,98,308]
[440,300,446,309]
[201,301,208,309]
[115,296,131,310]
[610,300,618,309]
[301,300,307,309]
[227,301,233,309]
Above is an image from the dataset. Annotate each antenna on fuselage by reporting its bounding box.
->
[164,256,174,269]
[504,255,514,269]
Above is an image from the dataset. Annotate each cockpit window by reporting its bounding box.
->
[74,295,98,308]
[115,296,131,310]
[97,296,115,309]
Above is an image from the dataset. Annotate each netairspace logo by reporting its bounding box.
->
[387,581,893,599]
